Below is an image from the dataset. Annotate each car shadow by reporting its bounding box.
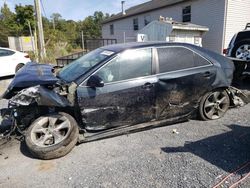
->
[161,124,250,173]
[19,140,36,159]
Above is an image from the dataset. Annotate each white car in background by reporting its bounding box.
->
[0,47,31,77]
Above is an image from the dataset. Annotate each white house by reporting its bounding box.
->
[102,0,250,53]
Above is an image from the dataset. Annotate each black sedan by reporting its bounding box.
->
[2,42,236,159]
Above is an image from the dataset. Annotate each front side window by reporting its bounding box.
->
[182,6,191,22]
[95,48,152,83]
[157,47,210,73]
[133,18,139,31]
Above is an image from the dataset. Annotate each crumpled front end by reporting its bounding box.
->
[9,85,72,107]
[2,62,60,99]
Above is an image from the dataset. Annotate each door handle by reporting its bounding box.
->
[203,71,213,78]
[142,82,154,89]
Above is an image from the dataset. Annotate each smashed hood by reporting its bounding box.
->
[2,62,60,99]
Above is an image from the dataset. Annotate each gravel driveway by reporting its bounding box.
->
[0,76,249,188]
[0,101,249,188]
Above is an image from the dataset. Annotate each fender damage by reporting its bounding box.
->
[2,62,75,108]
[9,85,72,107]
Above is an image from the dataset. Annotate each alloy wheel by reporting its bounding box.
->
[30,114,72,147]
[203,91,230,120]
[236,44,250,61]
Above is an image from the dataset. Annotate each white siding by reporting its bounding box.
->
[102,0,227,53]
[224,0,250,49]
[102,16,140,43]
[191,0,226,53]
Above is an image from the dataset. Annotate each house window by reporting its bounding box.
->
[182,6,191,22]
[144,15,151,26]
[133,18,139,31]
[110,24,114,35]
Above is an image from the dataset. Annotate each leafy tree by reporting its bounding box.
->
[0,3,16,46]
[15,4,35,35]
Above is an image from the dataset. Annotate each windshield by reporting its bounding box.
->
[58,48,115,82]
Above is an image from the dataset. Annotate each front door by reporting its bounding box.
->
[77,48,157,131]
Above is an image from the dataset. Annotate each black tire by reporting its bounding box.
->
[15,63,24,73]
[199,89,230,121]
[231,40,250,61]
[25,112,79,160]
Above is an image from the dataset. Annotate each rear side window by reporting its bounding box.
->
[193,53,211,67]
[0,49,15,57]
[95,48,152,83]
[157,47,210,73]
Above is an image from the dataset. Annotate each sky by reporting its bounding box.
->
[0,0,150,20]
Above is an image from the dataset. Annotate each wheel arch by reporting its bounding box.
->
[15,63,25,73]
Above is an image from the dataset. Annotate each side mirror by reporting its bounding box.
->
[87,75,104,88]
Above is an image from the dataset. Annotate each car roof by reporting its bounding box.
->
[101,42,198,52]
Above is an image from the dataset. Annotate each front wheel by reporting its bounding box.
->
[199,90,230,121]
[25,112,79,159]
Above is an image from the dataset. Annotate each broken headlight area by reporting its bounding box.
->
[1,84,75,137]
[9,85,72,107]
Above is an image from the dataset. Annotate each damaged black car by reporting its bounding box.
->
[1,42,247,159]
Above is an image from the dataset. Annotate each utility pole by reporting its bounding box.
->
[34,0,46,61]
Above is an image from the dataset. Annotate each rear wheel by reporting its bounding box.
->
[25,112,79,159]
[199,90,230,121]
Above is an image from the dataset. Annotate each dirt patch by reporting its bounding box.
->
[37,161,56,172]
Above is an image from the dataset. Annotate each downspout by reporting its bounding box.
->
[222,0,228,54]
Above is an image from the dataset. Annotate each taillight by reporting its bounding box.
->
[24,54,29,58]
[223,49,228,55]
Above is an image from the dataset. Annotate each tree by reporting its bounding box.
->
[15,4,35,35]
[0,2,109,62]
[0,3,16,46]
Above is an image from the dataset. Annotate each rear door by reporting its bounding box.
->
[155,46,216,120]
[77,48,157,131]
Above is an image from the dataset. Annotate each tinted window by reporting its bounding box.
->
[0,49,15,57]
[193,53,211,67]
[95,48,152,83]
[157,47,194,73]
